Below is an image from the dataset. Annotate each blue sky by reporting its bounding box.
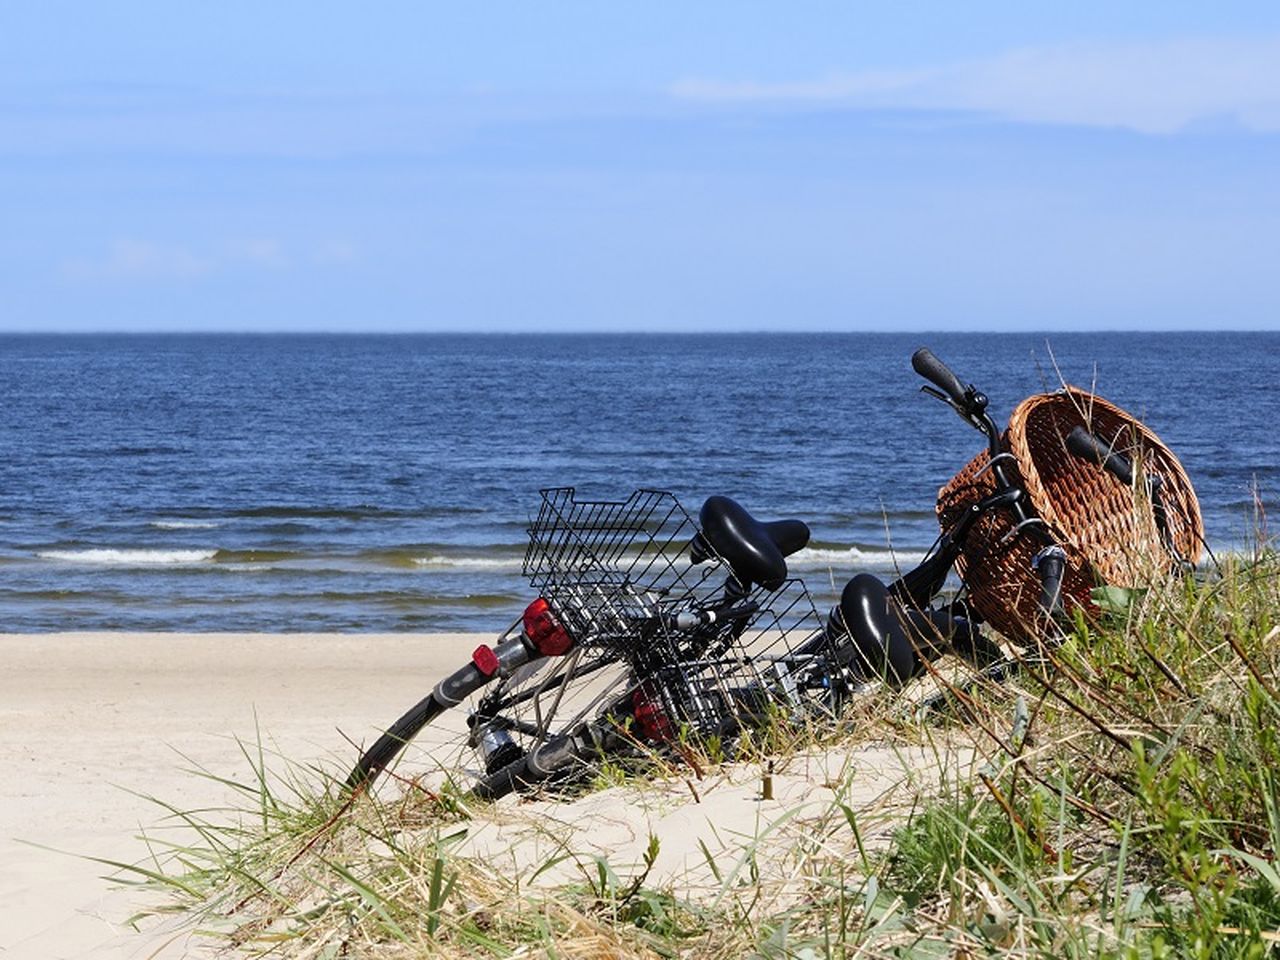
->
[2,2,1278,331]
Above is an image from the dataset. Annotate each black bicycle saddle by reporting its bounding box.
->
[831,574,922,685]
[690,495,810,590]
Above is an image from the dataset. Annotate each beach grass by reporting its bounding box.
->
[112,545,1280,958]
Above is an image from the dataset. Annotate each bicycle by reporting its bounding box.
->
[345,347,1202,798]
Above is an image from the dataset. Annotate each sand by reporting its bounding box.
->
[0,632,485,960]
[0,632,971,959]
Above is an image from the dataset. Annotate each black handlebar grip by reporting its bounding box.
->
[1036,547,1066,619]
[1066,426,1133,486]
[911,347,969,407]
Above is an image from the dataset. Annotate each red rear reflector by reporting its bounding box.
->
[472,644,500,676]
[523,598,574,656]
[632,686,675,743]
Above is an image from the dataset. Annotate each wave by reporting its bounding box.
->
[359,542,523,568]
[405,543,927,573]
[230,505,393,520]
[0,587,140,602]
[788,546,928,569]
[412,554,525,571]
[38,548,220,565]
[34,547,317,567]
[227,504,486,521]
[311,590,518,607]
[149,520,221,530]
[212,548,305,563]
[30,541,928,574]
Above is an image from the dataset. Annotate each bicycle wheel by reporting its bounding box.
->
[347,643,637,801]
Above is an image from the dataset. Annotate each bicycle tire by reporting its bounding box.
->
[347,646,636,800]
[347,692,448,788]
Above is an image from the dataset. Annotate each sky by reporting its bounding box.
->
[2,2,1278,332]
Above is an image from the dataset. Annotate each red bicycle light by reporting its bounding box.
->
[632,686,675,744]
[523,598,574,656]
[471,644,500,677]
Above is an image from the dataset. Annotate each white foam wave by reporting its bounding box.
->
[411,548,924,574]
[38,548,219,566]
[412,555,524,571]
[149,520,221,530]
[788,546,928,570]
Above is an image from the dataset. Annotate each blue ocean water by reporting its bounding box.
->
[0,332,1275,631]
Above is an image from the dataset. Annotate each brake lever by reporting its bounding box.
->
[920,384,968,419]
[920,384,987,432]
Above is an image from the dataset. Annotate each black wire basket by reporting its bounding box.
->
[523,488,832,742]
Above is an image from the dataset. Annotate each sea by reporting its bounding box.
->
[0,332,1275,633]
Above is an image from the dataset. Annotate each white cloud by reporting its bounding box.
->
[61,237,358,281]
[313,240,357,265]
[235,237,288,268]
[671,36,1280,134]
[62,239,214,280]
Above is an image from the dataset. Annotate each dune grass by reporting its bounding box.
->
[113,545,1280,958]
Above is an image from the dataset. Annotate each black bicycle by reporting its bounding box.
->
[345,348,1192,798]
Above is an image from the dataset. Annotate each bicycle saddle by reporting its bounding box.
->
[831,574,923,685]
[690,495,810,590]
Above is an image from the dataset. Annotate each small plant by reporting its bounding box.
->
[591,757,633,790]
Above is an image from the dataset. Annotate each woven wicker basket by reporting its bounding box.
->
[936,387,1202,643]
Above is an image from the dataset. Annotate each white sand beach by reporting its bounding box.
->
[0,632,487,959]
[0,632,970,959]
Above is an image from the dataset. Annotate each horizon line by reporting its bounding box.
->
[1,327,1274,336]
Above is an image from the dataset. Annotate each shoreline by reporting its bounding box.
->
[0,631,486,959]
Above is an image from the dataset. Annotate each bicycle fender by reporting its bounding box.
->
[432,662,489,706]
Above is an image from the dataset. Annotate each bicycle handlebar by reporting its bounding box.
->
[1066,425,1185,572]
[1035,546,1067,619]
[911,347,970,409]
[1066,426,1134,487]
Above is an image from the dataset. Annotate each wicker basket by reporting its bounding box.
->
[936,387,1203,643]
